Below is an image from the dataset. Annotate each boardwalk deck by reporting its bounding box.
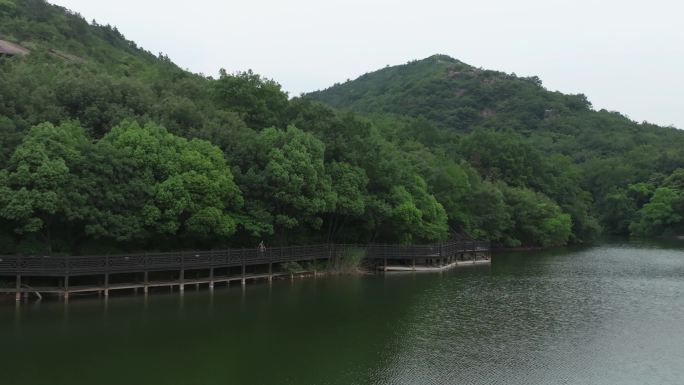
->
[383,258,491,272]
[0,240,490,301]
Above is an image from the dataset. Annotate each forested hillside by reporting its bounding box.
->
[0,0,681,255]
[309,55,684,241]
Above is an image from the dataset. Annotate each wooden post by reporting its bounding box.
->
[104,273,109,298]
[179,251,185,293]
[64,275,69,300]
[241,249,246,286]
[143,271,149,295]
[209,267,215,290]
[384,257,387,272]
[268,263,272,282]
[438,243,442,268]
[328,244,333,270]
[104,256,110,298]
[15,274,21,302]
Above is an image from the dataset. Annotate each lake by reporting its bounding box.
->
[2,241,684,385]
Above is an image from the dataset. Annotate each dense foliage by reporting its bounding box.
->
[0,1,681,254]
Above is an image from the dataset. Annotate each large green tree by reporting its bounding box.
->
[93,121,243,247]
[232,126,334,243]
[0,121,89,253]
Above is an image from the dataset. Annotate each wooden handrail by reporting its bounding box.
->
[0,240,490,275]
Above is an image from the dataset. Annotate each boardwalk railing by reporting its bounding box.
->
[0,240,490,276]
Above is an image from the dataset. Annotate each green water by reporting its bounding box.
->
[2,242,684,385]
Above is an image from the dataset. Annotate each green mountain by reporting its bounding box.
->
[308,55,684,238]
[308,54,588,131]
[0,0,682,255]
[308,54,682,157]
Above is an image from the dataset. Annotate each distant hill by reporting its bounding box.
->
[308,54,590,131]
[307,54,683,161]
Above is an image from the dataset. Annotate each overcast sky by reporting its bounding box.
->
[50,0,683,128]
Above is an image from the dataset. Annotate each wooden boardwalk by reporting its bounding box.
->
[0,241,490,301]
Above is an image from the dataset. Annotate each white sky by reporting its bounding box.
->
[50,0,684,128]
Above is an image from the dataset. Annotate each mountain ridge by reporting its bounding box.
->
[307,53,598,134]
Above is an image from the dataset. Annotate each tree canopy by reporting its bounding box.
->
[1,1,683,254]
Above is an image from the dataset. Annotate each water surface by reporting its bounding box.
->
[2,242,684,384]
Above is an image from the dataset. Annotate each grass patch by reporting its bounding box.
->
[333,247,365,273]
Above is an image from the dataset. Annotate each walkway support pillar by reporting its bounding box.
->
[143,271,149,295]
[241,254,246,286]
[104,273,109,298]
[64,276,69,300]
[15,274,21,302]
[209,267,214,290]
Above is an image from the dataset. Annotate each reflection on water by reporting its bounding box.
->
[1,242,684,385]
